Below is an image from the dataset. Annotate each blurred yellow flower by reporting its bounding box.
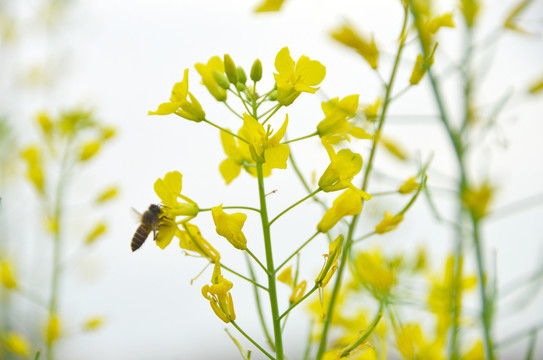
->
[379,136,409,161]
[21,146,45,194]
[254,0,285,12]
[396,323,445,360]
[460,0,480,28]
[79,140,101,161]
[375,211,404,234]
[289,280,307,303]
[212,205,248,250]
[353,249,396,296]
[46,315,61,344]
[83,316,106,331]
[398,177,419,194]
[362,97,381,123]
[85,222,107,245]
[273,47,326,106]
[331,24,379,69]
[462,183,494,220]
[0,260,17,289]
[277,266,293,286]
[95,186,119,204]
[4,331,31,356]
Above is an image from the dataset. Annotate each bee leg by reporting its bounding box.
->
[152,229,157,241]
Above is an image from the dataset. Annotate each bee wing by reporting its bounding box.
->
[131,208,143,222]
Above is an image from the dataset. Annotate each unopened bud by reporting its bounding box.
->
[250,59,263,82]
[236,82,246,92]
[224,54,238,84]
[237,66,247,84]
[212,70,230,90]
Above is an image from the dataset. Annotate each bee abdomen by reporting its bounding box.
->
[131,224,151,252]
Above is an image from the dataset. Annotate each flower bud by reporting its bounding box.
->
[224,54,238,84]
[268,90,277,101]
[213,70,230,90]
[236,82,246,92]
[237,66,247,84]
[250,59,262,82]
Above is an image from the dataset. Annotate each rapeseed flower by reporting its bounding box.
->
[398,177,419,194]
[318,141,371,200]
[317,189,363,233]
[330,24,379,69]
[396,323,445,360]
[149,69,206,121]
[202,263,236,323]
[273,47,326,106]
[375,211,404,234]
[211,205,248,250]
[21,146,45,194]
[46,315,61,344]
[195,56,227,101]
[0,260,17,289]
[178,223,220,262]
[353,249,397,297]
[316,235,343,287]
[462,183,494,220]
[317,95,372,144]
[239,113,289,170]
[254,0,285,12]
[4,332,31,356]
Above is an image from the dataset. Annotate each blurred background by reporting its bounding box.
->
[1,0,543,359]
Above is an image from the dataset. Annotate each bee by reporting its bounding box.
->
[131,204,163,252]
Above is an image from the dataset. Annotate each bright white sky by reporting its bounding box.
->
[2,0,543,359]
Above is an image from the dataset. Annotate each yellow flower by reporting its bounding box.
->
[21,146,45,194]
[85,222,107,245]
[460,0,480,28]
[273,47,326,106]
[330,24,379,69]
[239,113,290,170]
[380,136,409,161]
[83,316,105,331]
[178,223,220,262]
[375,211,404,234]
[428,255,477,335]
[317,189,363,233]
[462,340,485,360]
[317,95,373,144]
[504,0,534,34]
[316,235,343,287]
[398,177,419,194]
[362,97,381,123]
[202,263,236,323]
[154,171,199,218]
[289,280,307,303]
[79,140,101,161]
[211,205,248,250]
[414,8,455,53]
[0,260,17,289]
[36,111,54,136]
[396,323,445,360]
[254,0,285,12]
[277,266,293,286]
[46,315,61,344]
[4,331,31,356]
[95,186,119,203]
[353,249,397,296]
[528,76,543,94]
[409,47,436,86]
[462,183,494,220]
[195,56,227,101]
[149,69,206,122]
[318,141,371,200]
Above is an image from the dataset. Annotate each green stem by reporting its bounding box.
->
[276,231,320,273]
[203,119,249,144]
[246,248,269,275]
[261,105,282,125]
[270,189,322,226]
[315,5,409,359]
[47,141,71,360]
[223,101,244,120]
[231,320,276,360]
[235,88,253,115]
[221,263,268,291]
[256,163,284,359]
[282,132,318,144]
[279,284,319,320]
[339,302,384,358]
[245,254,275,351]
